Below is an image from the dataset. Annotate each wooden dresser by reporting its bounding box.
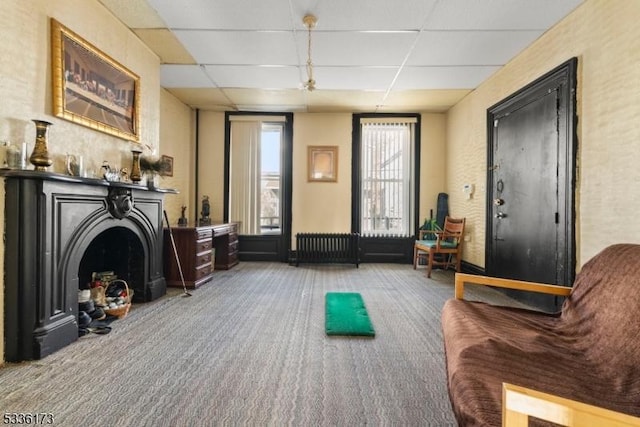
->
[163,223,239,288]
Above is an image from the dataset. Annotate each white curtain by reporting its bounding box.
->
[230,121,261,235]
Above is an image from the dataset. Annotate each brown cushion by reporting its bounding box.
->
[442,244,640,426]
[559,244,640,380]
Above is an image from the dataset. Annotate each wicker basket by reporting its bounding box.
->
[103,279,131,319]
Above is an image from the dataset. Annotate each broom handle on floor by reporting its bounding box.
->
[163,210,188,292]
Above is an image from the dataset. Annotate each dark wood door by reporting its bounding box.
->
[491,91,559,283]
[487,59,577,311]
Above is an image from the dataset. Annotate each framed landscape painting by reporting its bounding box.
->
[50,18,140,142]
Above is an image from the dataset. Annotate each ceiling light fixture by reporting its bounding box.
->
[303,14,317,92]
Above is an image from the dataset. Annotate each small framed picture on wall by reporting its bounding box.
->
[308,146,338,182]
[160,155,174,176]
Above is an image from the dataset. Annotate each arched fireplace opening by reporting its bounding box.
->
[78,227,145,298]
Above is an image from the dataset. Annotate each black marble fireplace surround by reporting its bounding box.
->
[1,170,174,362]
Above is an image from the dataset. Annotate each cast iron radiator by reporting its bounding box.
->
[294,233,360,267]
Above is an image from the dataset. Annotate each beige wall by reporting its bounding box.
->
[447,0,640,268]
[292,113,353,235]
[419,114,447,228]
[197,111,226,224]
[197,112,447,243]
[0,0,193,363]
[0,0,162,171]
[159,89,195,224]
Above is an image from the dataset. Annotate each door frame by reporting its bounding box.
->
[485,58,578,287]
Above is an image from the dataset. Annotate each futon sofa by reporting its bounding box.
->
[441,244,640,426]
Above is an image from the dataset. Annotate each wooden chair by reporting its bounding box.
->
[413,216,465,278]
[414,228,438,267]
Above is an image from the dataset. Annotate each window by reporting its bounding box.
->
[356,116,418,237]
[260,124,282,234]
[229,116,285,235]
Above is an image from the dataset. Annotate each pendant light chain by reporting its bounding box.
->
[303,14,317,91]
[307,23,313,79]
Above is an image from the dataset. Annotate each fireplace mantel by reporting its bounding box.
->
[1,170,176,361]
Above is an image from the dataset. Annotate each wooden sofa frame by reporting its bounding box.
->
[503,383,640,427]
[454,273,571,301]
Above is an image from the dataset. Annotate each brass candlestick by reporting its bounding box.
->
[29,120,53,171]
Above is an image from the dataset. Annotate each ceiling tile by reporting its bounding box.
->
[407,30,543,66]
[425,0,584,30]
[312,67,398,91]
[382,89,472,112]
[303,90,387,112]
[164,88,234,110]
[98,0,166,28]
[224,88,307,111]
[174,30,298,65]
[291,0,439,31]
[205,65,302,89]
[300,31,418,66]
[148,0,293,30]
[393,66,500,90]
[133,29,196,64]
[160,65,214,87]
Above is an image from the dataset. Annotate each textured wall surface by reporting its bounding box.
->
[158,89,194,225]
[0,0,185,362]
[419,114,447,227]
[446,0,640,268]
[0,0,162,173]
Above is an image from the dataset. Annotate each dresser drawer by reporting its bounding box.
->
[196,228,213,240]
[228,238,239,253]
[195,263,212,280]
[196,238,212,254]
[196,250,212,266]
[227,251,238,266]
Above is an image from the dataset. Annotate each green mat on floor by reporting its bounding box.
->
[325,292,375,337]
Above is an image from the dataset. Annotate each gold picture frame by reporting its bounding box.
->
[161,155,174,177]
[51,18,140,142]
[308,145,338,182]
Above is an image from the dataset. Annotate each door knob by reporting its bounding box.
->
[493,198,504,206]
[495,212,507,219]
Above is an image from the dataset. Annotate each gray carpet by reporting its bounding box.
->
[0,262,523,426]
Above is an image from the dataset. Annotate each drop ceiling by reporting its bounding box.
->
[99,0,584,112]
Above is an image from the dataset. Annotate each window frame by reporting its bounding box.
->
[351,113,421,239]
[224,111,293,262]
